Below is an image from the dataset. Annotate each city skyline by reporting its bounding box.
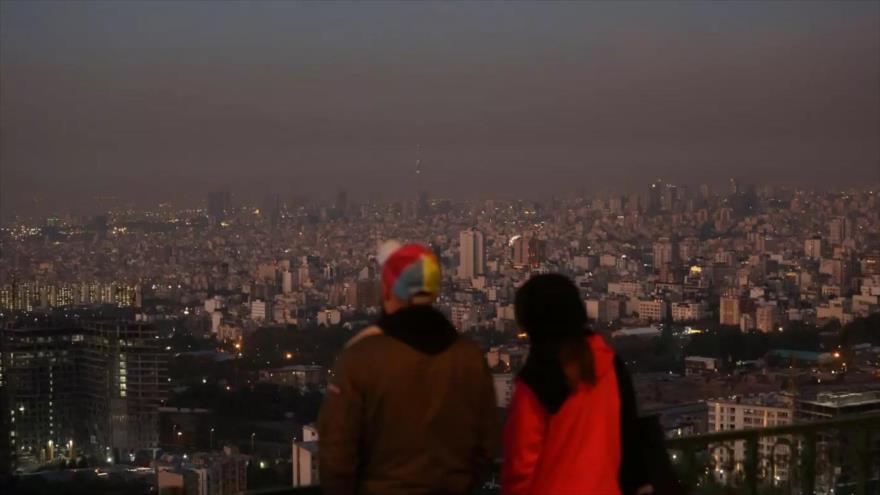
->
[3,157,880,492]
[2,1,879,221]
[3,2,880,493]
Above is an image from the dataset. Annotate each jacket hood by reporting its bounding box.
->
[589,334,616,380]
[377,305,458,355]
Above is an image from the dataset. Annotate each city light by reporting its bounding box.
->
[0,3,876,492]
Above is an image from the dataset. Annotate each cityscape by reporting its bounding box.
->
[2,183,880,493]
[1,2,879,495]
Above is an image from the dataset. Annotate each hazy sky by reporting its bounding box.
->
[1,1,878,219]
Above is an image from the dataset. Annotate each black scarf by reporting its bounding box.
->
[376,305,458,355]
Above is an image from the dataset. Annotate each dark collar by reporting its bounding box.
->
[377,305,458,355]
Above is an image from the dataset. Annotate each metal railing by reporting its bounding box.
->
[247,413,880,495]
[667,412,880,495]
[248,488,320,495]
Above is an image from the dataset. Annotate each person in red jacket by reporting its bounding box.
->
[502,274,653,495]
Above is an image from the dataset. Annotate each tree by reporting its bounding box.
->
[840,313,880,347]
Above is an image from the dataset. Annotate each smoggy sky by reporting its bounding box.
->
[1,1,878,220]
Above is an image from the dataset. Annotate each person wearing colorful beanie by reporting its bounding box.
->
[318,241,499,495]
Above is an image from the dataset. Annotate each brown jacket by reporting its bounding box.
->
[318,305,500,495]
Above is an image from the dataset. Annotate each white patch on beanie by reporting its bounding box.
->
[377,239,403,267]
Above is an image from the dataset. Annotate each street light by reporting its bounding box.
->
[210,428,214,449]
[251,432,256,453]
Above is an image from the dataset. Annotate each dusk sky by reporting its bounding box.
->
[1,1,878,220]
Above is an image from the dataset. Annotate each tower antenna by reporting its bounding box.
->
[414,144,427,218]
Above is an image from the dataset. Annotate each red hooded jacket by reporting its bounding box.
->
[501,334,624,495]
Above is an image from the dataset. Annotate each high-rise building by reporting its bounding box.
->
[207,190,232,225]
[416,191,430,220]
[264,194,282,230]
[652,237,679,269]
[0,384,12,475]
[526,237,546,268]
[1,320,166,468]
[829,217,845,245]
[458,229,485,279]
[699,184,711,200]
[720,296,742,326]
[648,179,663,214]
[822,258,852,288]
[511,236,528,268]
[728,178,740,195]
[1,326,78,466]
[755,305,779,333]
[0,286,13,311]
[251,300,268,321]
[353,280,381,309]
[661,184,677,212]
[511,235,545,269]
[80,321,166,456]
[282,271,293,294]
[805,237,823,259]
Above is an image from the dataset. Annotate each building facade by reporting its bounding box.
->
[257,365,324,390]
[1,320,166,468]
[638,299,670,322]
[706,394,794,485]
[720,296,742,326]
[458,229,486,279]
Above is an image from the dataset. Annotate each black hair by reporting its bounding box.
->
[515,273,595,413]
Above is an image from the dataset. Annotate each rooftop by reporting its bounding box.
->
[708,392,794,408]
[803,390,880,407]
